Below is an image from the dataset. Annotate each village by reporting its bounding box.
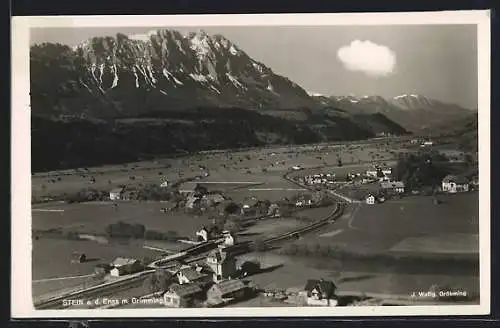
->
[65,171,341,308]
[296,162,478,206]
[70,220,341,308]
[59,147,479,309]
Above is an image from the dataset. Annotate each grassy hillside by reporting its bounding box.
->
[419,113,478,153]
[352,113,410,136]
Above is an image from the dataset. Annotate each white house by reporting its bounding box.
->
[442,175,469,193]
[304,279,338,307]
[381,181,405,193]
[367,168,391,179]
[109,187,125,200]
[196,227,209,242]
[296,194,313,207]
[365,194,376,205]
[163,283,203,308]
[185,195,201,209]
[221,231,235,247]
[160,180,169,188]
[109,257,142,277]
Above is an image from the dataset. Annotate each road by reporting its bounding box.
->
[33,274,95,283]
[327,189,360,204]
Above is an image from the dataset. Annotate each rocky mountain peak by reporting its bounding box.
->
[31,28,318,118]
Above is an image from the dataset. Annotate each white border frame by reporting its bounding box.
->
[11,10,491,318]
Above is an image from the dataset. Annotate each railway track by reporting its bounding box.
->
[148,240,220,268]
[230,171,346,251]
[261,171,347,243]
[262,203,344,246]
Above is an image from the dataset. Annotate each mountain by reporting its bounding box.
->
[29,29,410,172]
[312,94,475,132]
[350,112,409,136]
[30,29,319,118]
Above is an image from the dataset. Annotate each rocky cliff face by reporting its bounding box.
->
[30,29,317,118]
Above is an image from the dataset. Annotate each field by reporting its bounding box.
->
[243,218,309,236]
[32,139,405,199]
[33,202,212,238]
[233,252,479,303]
[238,190,481,305]
[298,192,478,255]
[32,238,163,298]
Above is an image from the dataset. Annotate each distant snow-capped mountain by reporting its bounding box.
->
[307,91,325,97]
[311,94,475,132]
[390,94,441,110]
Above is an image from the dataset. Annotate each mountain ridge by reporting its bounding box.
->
[29,28,477,171]
[310,94,475,132]
[31,29,320,119]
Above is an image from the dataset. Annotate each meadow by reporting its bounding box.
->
[32,138,403,200]
[32,238,162,298]
[234,252,479,303]
[33,202,211,238]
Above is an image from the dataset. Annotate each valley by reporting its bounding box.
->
[27,27,481,311]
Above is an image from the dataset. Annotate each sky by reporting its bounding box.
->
[30,25,478,109]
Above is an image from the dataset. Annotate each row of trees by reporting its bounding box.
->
[392,151,450,191]
[105,221,180,241]
[207,215,243,235]
[41,183,182,204]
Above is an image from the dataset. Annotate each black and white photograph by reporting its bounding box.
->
[11,11,490,317]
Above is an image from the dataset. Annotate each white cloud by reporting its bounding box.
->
[337,40,396,77]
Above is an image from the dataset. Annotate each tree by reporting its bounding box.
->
[393,152,448,190]
[106,221,146,239]
[194,184,208,196]
[280,205,293,217]
[142,256,153,266]
[337,158,343,167]
[224,202,240,215]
